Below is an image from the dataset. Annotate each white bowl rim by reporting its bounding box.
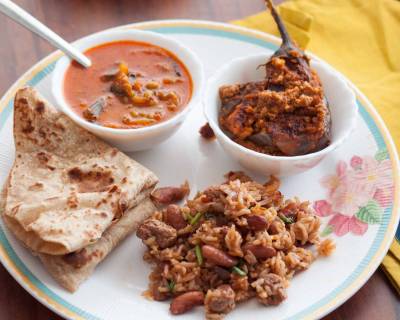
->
[204,53,359,162]
[52,28,204,135]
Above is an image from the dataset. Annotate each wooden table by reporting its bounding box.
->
[0,0,398,319]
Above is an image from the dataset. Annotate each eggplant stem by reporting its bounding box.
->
[265,0,292,47]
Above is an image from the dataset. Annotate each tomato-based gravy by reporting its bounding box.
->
[64,41,193,129]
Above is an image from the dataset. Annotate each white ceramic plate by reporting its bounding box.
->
[0,20,399,320]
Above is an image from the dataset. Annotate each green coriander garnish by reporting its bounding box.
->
[237,258,245,268]
[232,266,247,277]
[279,214,294,224]
[167,279,175,292]
[195,244,203,266]
[190,212,202,225]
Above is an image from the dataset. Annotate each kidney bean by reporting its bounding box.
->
[164,205,187,230]
[243,243,276,259]
[151,182,189,205]
[213,266,231,281]
[170,291,204,315]
[202,245,238,268]
[280,202,297,219]
[199,122,215,140]
[246,215,269,231]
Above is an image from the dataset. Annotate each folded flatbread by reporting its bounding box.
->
[1,180,156,292]
[39,199,155,292]
[2,87,158,256]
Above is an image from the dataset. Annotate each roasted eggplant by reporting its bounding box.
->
[219,0,331,156]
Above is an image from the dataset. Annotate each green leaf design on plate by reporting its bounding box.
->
[356,200,382,224]
[375,149,388,162]
[321,225,333,237]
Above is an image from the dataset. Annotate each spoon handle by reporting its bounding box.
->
[0,0,91,68]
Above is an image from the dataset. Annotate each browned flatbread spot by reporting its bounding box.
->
[28,182,44,191]
[35,101,45,113]
[67,167,115,193]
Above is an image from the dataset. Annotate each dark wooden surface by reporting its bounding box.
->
[0,0,398,319]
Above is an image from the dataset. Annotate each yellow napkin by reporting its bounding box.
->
[233,0,400,294]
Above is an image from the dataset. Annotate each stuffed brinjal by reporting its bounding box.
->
[219,0,331,156]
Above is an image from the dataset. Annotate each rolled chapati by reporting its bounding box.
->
[2,87,158,255]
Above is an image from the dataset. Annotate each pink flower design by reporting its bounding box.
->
[327,214,349,236]
[320,155,393,217]
[329,174,373,216]
[350,155,363,170]
[315,152,394,237]
[320,160,347,198]
[373,187,394,208]
[352,156,393,207]
[327,214,368,236]
[313,200,333,217]
[349,216,369,235]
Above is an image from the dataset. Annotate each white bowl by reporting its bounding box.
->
[52,29,204,152]
[204,53,358,176]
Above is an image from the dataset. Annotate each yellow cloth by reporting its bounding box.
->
[233,0,400,294]
[383,241,400,295]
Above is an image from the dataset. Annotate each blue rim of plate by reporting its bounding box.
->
[0,20,398,320]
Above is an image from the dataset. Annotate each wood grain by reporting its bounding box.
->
[0,0,398,319]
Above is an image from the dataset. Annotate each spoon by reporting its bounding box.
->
[0,0,91,68]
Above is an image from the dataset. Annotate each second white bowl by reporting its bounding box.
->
[204,53,358,176]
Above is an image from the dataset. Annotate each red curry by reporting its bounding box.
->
[64,41,193,129]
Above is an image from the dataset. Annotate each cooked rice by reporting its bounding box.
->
[317,238,336,257]
[137,172,335,318]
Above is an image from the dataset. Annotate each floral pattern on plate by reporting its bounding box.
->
[314,149,394,237]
